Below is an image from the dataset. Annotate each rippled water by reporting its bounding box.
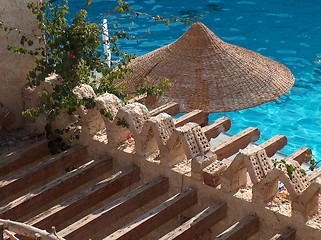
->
[69,0,321,161]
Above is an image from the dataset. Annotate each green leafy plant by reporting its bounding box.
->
[306,154,319,171]
[271,158,317,180]
[1,0,186,154]
[116,118,129,128]
[272,159,301,180]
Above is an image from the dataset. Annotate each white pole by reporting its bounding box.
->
[102,18,111,67]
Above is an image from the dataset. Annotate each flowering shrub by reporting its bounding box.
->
[1,0,178,153]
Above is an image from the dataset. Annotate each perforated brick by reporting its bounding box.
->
[177,123,201,159]
[202,160,228,187]
[245,148,272,185]
[192,125,210,153]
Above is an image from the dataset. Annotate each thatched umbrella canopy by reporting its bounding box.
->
[124,22,294,112]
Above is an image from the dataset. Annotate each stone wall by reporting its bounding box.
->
[0,0,39,130]
[65,84,321,239]
[2,84,321,239]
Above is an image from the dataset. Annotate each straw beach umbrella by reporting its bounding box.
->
[124,22,294,112]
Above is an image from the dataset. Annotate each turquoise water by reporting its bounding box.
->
[69,0,321,161]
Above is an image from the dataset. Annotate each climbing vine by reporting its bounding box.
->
[272,159,304,180]
[272,157,317,180]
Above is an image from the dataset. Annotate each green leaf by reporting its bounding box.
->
[84,0,92,7]
[27,40,34,46]
[29,71,37,79]
[4,0,188,155]
[309,159,316,171]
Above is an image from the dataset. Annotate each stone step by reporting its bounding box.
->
[0,156,113,221]
[0,140,49,179]
[104,188,197,240]
[0,145,88,206]
[58,176,169,240]
[26,165,140,231]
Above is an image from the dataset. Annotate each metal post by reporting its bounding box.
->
[102,18,111,67]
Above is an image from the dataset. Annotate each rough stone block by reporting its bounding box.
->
[116,102,150,136]
[95,93,122,122]
[72,84,96,99]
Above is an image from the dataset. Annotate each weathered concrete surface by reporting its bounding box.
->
[0,0,39,129]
